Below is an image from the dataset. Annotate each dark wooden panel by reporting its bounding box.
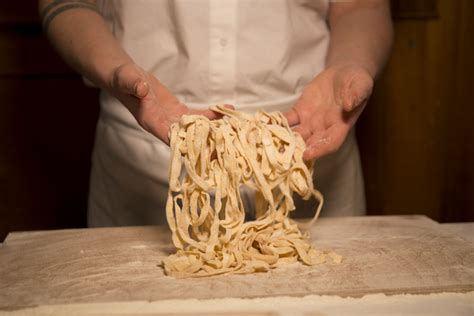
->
[392,0,439,19]
[357,0,474,222]
[438,0,474,222]
[0,0,99,241]
[0,0,39,25]
[0,24,75,76]
[0,78,99,241]
[0,0,74,75]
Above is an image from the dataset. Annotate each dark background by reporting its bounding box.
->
[1,0,473,241]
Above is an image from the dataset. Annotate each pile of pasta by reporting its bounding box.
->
[162,105,339,278]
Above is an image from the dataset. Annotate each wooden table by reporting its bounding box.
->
[1,215,473,313]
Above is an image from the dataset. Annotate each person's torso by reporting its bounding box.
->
[98,0,330,119]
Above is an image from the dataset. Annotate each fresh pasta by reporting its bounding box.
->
[162,105,339,278]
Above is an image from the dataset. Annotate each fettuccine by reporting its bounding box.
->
[162,105,339,278]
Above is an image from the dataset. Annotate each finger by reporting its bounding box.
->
[114,64,149,98]
[283,108,300,126]
[335,73,360,112]
[333,68,351,110]
[188,108,221,120]
[135,81,150,98]
[293,125,312,141]
[133,108,168,144]
[343,79,357,111]
[201,109,223,120]
[190,104,237,120]
[341,98,367,124]
[221,103,235,110]
[343,71,373,112]
[350,72,373,109]
[210,103,236,117]
[148,123,170,145]
[303,126,347,160]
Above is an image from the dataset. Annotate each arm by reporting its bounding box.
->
[285,0,393,160]
[39,0,131,91]
[326,0,393,79]
[39,0,221,143]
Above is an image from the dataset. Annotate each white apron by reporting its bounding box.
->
[88,0,366,227]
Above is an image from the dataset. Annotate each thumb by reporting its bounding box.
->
[283,107,300,127]
[334,67,374,112]
[113,63,150,98]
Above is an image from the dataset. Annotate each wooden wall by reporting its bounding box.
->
[0,0,473,240]
[357,0,474,222]
[0,1,99,241]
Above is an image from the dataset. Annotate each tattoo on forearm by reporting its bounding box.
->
[41,0,100,33]
[40,0,93,18]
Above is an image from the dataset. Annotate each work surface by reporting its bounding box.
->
[1,215,473,311]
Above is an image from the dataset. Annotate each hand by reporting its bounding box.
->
[109,63,223,144]
[284,64,373,160]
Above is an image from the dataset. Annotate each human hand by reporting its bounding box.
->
[284,64,373,160]
[109,63,224,144]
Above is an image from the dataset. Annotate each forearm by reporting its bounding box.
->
[39,0,133,91]
[326,0,393,78]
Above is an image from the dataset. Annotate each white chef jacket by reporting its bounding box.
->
[88,0,366,227]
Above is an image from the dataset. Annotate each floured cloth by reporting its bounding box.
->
[7,292,474,316]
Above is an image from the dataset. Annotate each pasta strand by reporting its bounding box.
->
[162,105,340,278]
